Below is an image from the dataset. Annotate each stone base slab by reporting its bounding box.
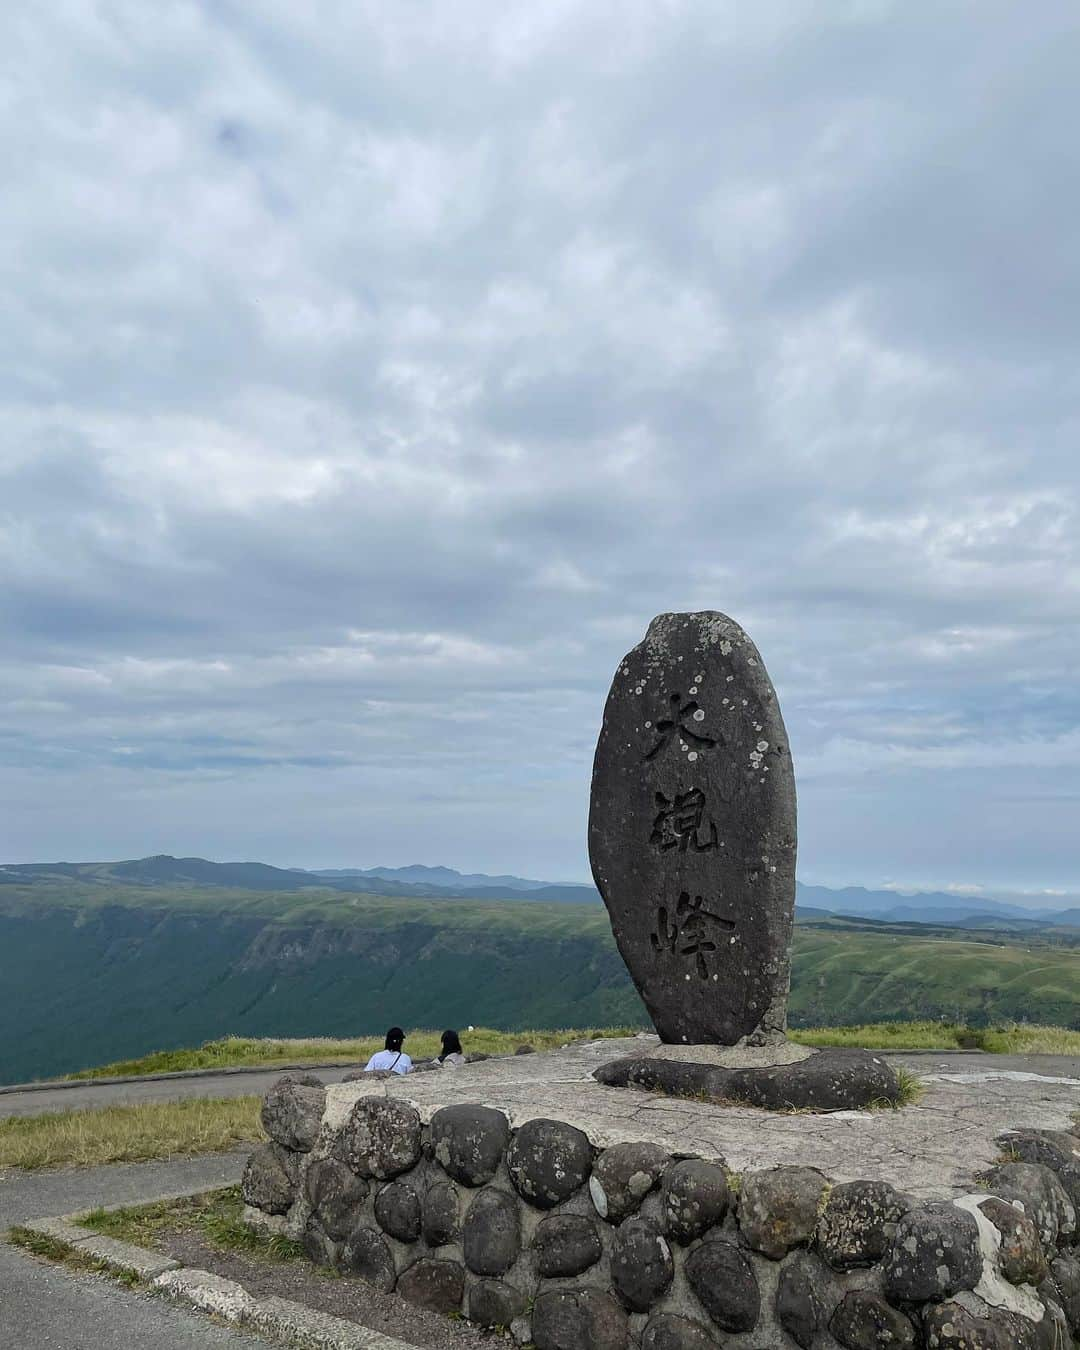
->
[592,1046,902,1111]
[639,1039,815,1068]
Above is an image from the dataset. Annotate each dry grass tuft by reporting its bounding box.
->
[0,1096,264,1171]
[67,1026,639,1080]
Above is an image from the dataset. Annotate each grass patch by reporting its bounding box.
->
[81,1186,304,1262]
[790,1021,1079,1054]
[883,1066,924,1108]
[66,1026,638,1080]
[7,1225,79,1261]
[6,1225,141,1287]
[0,1096,264,1170]
[978,1025,1080,1055]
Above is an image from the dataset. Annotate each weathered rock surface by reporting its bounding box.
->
[336,1097,421,1179]
[462,1188,521,1277]
[588,611,796,1045]
[429,1104,510,1186]
[609,1217,673,1312]
[534,1213,603,1277]
[260,1075,326,1152]
[997,1131,1080,1211]
[532,1289,629,1350]
[593,1046,903,1110]
[639,1313,717,1350]
[882,1202,982,1303]
[922,1300,1044,1349]
[830,1290,916,1348]
[737,1164,828,1259]
[304,1157,369,1240]
[660,1159,730,1244]
[684,1237,759,1332]
[775,1249,833,1349]
[468,1279,525,1329]
[300,1216,335,1266]
[590,1142,669,1222]
[1050,1251,1080,1336]
[977,1196,1047,1285]
[340,1226,396,1292]
[980,1161,1076,1248]
[395,1257,465,1314]
[374,1180,421,1244]
[422,1180,461,1247]
[817,1179,910,1269]
[242,1142,297,1215]
[507,1118,592,1208]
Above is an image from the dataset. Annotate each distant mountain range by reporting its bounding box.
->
[0,855,1077,928]
[1,854,1076,1083]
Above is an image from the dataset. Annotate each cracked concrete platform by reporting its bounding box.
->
[326,1036,1080,1198]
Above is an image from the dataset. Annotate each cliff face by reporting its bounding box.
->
[0,902,641,1085]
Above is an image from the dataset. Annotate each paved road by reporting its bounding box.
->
[0,1151,269,1349]
[2,1052,1078,1120]
[883,1050,1080,1079]
[0,1064,359,1119]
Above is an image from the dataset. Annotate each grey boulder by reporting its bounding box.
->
[922,1300,1045,1349]
[462,1188,521,1277]
[422,1181,461,1247]
[978,1196,1047,1286]
[737,1164,828,1259]
[241,1142,298,1215]
[684,1237,760,1332]
[775,1249,834,1349]
[468,1279,526,1329]
[882,1202,982,1303]
[532,1289,629,1350]
[260,1075,326,1152]
[980,1161,1076,1248]
[534,1213,603,1278]
[304,1157,369,1240]
[830,1291,916,1349]
[508,1118,592,1209]
[340,1225,396,1293]
[374,1180,421,1244]
[817,1179,910,1270]
[429,1104,510,1186]
[609,1217,674,1313]
[336,1097,422,1179]
[396,1257,465,1314]
[660,1158,730,1244]
[640,1314,718,1350]
[590,1142,669,1222]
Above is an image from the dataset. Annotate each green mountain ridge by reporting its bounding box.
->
[2,871,1077,1085]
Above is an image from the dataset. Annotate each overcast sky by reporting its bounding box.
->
[2,2,1079,898]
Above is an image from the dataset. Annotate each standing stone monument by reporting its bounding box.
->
[590,611,900,1109]
[589,610,795,1046]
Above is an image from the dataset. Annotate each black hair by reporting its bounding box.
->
[438,1028,463,1061]
[385,1026,405,1052]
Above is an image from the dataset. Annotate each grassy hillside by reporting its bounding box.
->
[2,883,1076,1084]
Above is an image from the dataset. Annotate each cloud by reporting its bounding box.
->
[1,1,1079,890]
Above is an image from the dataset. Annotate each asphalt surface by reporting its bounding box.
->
[0,1065,359,1119]
[0,1151,266,1349]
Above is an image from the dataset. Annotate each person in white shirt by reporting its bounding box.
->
[363,1026,412,1075]
[436,1028,466,1068]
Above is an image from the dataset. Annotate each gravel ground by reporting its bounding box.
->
[158,1229,508,1350]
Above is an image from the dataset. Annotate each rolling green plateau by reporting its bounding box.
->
[2,881,1076,1085]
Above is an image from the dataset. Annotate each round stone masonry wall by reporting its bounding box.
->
[243,1081,1080,1348]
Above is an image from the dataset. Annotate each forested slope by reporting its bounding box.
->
[2,885,1076,1084]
